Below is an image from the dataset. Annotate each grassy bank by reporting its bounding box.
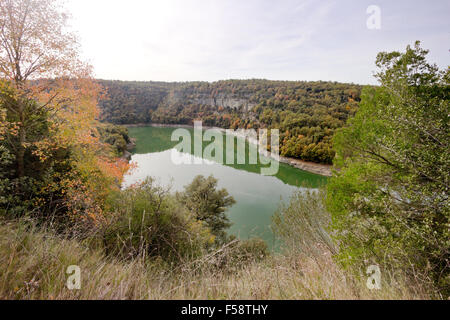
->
[0,219,428,300]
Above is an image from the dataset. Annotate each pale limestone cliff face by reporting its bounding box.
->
[167,90,256,112]
[195,96,256,111]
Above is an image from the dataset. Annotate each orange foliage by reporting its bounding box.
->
[0,0,131,223]
[97,157,131,186]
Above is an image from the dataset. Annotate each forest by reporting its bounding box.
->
[98,79,362,164]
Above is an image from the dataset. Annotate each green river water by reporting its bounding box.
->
[123,126,328,250]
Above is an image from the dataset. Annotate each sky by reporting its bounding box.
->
[65,0,450,85]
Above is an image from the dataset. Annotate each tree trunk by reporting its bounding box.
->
[17,103,25,178]
[17,131,25,178]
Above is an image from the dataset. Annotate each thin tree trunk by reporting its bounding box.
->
[17,102,25,178]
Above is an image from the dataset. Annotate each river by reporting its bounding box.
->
[122,126,328,250]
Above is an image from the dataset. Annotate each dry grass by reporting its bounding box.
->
[0,220,429,300]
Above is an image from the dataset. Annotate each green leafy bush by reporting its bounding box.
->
[101,178,213,262]
[177,175,236,246]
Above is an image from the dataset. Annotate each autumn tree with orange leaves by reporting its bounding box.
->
[0,0,128,223]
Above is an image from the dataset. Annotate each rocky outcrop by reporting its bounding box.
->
[193,95,256,112]
[168,90,256,112]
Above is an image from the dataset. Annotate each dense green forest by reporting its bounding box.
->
[98,80,362,164]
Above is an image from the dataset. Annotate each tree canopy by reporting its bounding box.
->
[327,42,449,295]
[0,0,128,223]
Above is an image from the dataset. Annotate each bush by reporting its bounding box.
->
[0,91,75,220]
[233,238,268,262]
[177,175,236,246]
[272,189,336,257]
[100,178,213,262]
[97,123,131,157]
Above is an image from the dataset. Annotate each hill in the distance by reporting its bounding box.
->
[98,79,363,164]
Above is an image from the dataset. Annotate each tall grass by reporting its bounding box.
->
[0,218,429,300]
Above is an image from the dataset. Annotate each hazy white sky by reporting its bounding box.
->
[65,0,449,84]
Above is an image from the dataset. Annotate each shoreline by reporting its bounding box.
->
[125,123,333,177]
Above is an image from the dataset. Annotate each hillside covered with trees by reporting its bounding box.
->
[98,80,362,164]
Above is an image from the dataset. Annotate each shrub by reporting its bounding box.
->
[177,175,236,246]
[100,178,213,262]
[233,238,268,262]
[272,189,336,257]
